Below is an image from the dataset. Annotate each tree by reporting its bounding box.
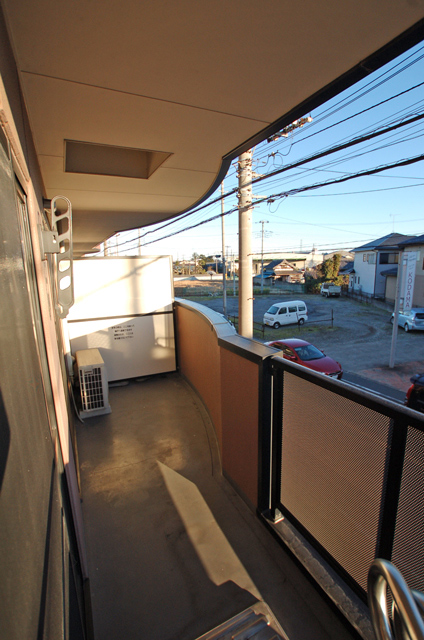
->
[317,253,341,281]
[191,253,206,274]
[332,253,341,278]
[304,272,322,294]
[306,253,345,292]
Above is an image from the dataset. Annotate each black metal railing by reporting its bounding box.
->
[263,357,424,603]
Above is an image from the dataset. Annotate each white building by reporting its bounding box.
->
[350,233,416,298]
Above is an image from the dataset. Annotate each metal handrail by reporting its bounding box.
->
[368,559,424,640]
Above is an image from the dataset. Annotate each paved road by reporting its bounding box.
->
[189,292,424,401]
[342,371,406,403]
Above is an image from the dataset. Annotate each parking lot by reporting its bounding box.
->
[192,292,424,397]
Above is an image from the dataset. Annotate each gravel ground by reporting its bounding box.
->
[185,292,424,379]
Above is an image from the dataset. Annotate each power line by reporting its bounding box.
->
[127,152,424,250]
[249,111,424,189]
[255,49,424,175]
[293,182,424,197]
[263,78,424,155]
[116,48,424,255]
[259,44,424,156]
[252,118,424,193]
[296,47,424,132]
[118,109,424,250]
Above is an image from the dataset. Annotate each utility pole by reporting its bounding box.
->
[231,251,236,296]
[238,149,254,338]
[221,182,227,317]
[258,220,269,293]
[267,115,312,142]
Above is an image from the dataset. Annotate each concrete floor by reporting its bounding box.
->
[76,373,357,640]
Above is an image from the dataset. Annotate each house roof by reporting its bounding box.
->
[339,260,355,274]
[2,2,424,255]
[398,234,424,247]
[380,266,399,277]
[352,233,417,252]
[264,260,287,271]
[264,259,302,275]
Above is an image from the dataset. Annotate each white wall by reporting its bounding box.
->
[352,251,377,294]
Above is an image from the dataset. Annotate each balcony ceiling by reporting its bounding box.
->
[2,0,424,255]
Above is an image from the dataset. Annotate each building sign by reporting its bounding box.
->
[111,323,135,341]
[403,252,417,312]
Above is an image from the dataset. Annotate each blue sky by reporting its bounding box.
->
[115,42,424,260]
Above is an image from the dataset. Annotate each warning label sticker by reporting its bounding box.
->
[111,324,135,341]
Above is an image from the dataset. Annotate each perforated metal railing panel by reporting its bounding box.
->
[391,425,424,593]
[280,372,391,591]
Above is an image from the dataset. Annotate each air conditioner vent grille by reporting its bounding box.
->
[75,349,111,418]
[80,366,105,411]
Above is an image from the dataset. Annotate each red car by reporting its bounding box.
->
[265,338,343,379]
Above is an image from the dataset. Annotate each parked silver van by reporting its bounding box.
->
[263,300,308,329]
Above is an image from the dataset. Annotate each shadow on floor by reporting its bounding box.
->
[75,373,356,640]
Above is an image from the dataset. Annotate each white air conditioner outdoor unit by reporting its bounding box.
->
[76,348,111,419]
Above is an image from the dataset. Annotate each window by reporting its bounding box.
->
[278,307,287,315]
[295,345,324,361]
[380,253,399,264]
[288,306,297,313]
[363,253,376,264]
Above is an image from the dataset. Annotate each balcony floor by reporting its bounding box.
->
[76,372,356,640]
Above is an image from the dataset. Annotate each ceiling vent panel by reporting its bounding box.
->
[65,140,172,179]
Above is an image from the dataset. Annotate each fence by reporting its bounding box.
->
[343,288,374,303]
[274,282,307,294]
[307,308,334,328]
[228,311,334,336]
[265,357,424,603]
[228,315,265,339]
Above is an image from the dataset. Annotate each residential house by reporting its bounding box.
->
[261,259,304,282]
[350,233,416,299]
[251,250,325,271]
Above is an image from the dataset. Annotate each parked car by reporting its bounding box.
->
[320,282,341,297]
[390,308,424,332]
[263,300,308,329]
[265,338,343,378]
[405,374,424,413]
